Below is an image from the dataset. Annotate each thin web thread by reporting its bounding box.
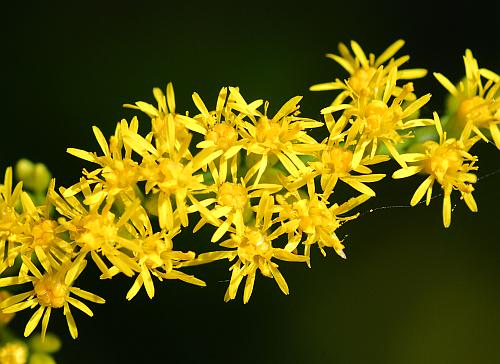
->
[359,167,500,217]
[217,168,500,282]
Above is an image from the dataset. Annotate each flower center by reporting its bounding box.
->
[255,116,284,149]
[456,96,491,128]
[205,123,238,151]
[102,159,139,190]
[31,220,58,248]
[363,100,401,138]
[217,183,248,210]
[324,147,353,175]
[349,67,376,95]
[296,200,334,234]
[157,159,193,193]
[237,229,272,263]
[142,238,168,269]
[423,141,463,184]
[74,213,117,251]
[34,274,68,308]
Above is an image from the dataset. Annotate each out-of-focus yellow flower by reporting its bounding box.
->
[393,112,480,227]
[310,39,427,104]
[14,159,51,194]
[0,259,104,340]
[0,290,15,324]
[0,342,28,364]
[434,49,500,147]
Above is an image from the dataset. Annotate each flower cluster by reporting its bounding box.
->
[0,41,497,344]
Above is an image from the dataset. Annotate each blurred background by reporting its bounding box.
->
[1,1,499,363]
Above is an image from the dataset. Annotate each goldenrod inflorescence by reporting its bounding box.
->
[0,40,498,344]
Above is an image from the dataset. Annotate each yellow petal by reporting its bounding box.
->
[41,307,51,342]
[67,297,94,317]
[325,53,355,74]
[92,126,110,156]
[66,148,95,162]
[433,73,458,97]
[64,304,78,339]
[442,192,452,228]
[126,275,143,301]
[350,40,369,68]
[24,306,45,337]
[69,287,105,304]
[411,176,433,206]
[269,264,289,295]
[243,267,257,304]
[392,166,423,179]
[376,39,405,66]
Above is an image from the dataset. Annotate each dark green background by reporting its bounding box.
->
[2,1,499,363]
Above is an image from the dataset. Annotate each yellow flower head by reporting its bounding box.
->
[297,114,388,198]
[182,193,308,303]
[228,87,323,184]
[122,225,205,301]
[124,82,193,153]
[0,258,105,340]
[49,180,141,278]
[66,118,142,201]
[434,49,500,147]
[324,67,433,169]
[4,190,72,277]
[276,190,369,262]
[393,112,480,227]
[190,169,283,242]
[0,167,25,273]
[0,342,28,364]
[310,39,427,104]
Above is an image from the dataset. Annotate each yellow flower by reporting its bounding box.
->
[49,180,141,278]
[189,165,283,242]
[0,258,105,340]
[4,190,72,276]
[66,118,142,202]
[393,112,480,227]
[0,290,15,324]
[310,39,427,104]
[434,49,500,147]
[228,87,324,184]
[108,224,206,300]
[182,193,308,303]
[328,67,433,169]
[124,82,196,153]
[0,342,28,364]
[0,167,25,273]
[183,87,248,182]
[290,113,388,198]
[121,116,222,229]
[276,189,369,261]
